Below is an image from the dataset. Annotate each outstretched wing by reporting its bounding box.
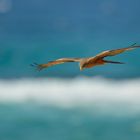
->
[89,43,140,61]
[31,58,81,71]
[96,43,140,58]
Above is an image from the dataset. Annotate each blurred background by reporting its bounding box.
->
[0,0,140,139]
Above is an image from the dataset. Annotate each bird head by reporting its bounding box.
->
[80,61,86,71]
[80,65,85,71]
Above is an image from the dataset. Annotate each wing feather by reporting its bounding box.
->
[31,58,81,71]
[88,43,140,61]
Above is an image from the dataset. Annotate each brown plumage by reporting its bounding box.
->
[31,43,140,71]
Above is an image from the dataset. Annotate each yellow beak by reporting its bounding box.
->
[80,67,83,71]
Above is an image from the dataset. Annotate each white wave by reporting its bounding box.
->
[0,77,140,112]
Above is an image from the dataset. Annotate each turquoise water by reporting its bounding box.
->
[0,78,140,140]
[1,103,140,140]
[1,1,140,139]
[1,38,140,79]
[0,0,140,79]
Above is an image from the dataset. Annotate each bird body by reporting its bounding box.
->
[79,58,105,70]
[31,43,140,71]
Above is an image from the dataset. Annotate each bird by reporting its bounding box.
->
[31,43,140,71]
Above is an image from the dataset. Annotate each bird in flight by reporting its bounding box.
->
[31,43,140,71]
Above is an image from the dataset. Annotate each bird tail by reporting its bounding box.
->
[104,60,125,64]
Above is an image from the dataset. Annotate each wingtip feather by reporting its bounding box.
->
[30,62,44,71]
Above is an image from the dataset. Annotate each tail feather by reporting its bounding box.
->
[105,60,125,64]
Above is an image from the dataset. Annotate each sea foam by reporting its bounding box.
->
[0,77,140,111]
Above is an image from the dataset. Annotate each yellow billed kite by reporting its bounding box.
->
[31,43,140,71]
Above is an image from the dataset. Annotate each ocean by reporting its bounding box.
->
[1,0,140,139]
[0,0,140,79]
[0,77,140,140]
